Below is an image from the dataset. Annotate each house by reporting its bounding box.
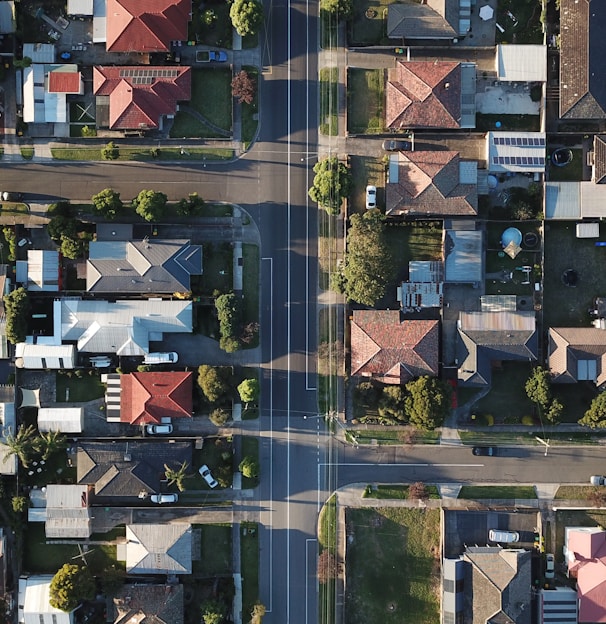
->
[495,44,547,83]
[457,311,538,386]
[350,310,439,384]
[443,229,483,285]
[37,407,83,433]
[118,524,192,575]
[54,298,193,356]
[537,587,578,624]
[486,132,547,174]
[386,150,478,217]
[119,371,193,425]
[18,575,75,624]
[27,484,92,538]
[15,250,60,292]
[386,60,476,130]
[105,0,192,53]
[548,327,606,386]
[77,440,192,500]
[0,397,16,476]
[14,343,76,369]
[564,527,606,623]
[442,547,532,624]
[559,0,606,119]
[387,0,470,42]
[87,235,202,294]
[93,65,191,131]
[113,583,184,624]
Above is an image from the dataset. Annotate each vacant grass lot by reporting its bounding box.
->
[347,68,385,135]
[55,372,106,402]
[544,221,606,327]
[547,149,584,182]
[350,0,389,45]
[193,524,232,575]
[349,155,385,214]
[345,508,440,624]
[458,486,537,499]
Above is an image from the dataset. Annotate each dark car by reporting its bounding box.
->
[1,192,22,201]
[472,446,496,456]
[382,139,411,151]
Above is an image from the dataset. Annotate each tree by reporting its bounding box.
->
[546,397,563,424]
[308,157,351,215]
[37,430,67,461]
[230,0,264,36]
[197,365,231,403]
[317,551,340,584]
[4,287,30,344]
[4,425,37,467]
[49,564,94,612]
[215,292,242,352]
[11,496,27,513]
[176,193,205,217]
[81,125,97,138]
[404,376,451,430]
[525,367,552,413]
[13,56,32,69]
[237,378,259,406]
[164,461,189,492]
[101,141,119,160]
[580,393,606,428]
[209,408,230,426]
[320,0,353,17]
[200,599,226,624]
[91,188,123,220]
[60,234,86,260]
[239,455,259,478]
[336,210,394,306]
[251,602,267,624]
[377,385,407,422]
[408,481,429,500]
[231,70,256,104]
[132,189,168,222]
[1,227,15,261]
[46,215,77,242]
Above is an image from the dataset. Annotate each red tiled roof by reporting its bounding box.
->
[120,371,193,425]
[93,65,191,130]
[48,71,82,94]
[386,61,461,129]
[350,310,439,384]
[106,0,192,53]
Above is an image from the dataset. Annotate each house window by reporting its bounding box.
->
[443,579,454,593]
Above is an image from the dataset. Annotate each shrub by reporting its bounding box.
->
[101,141,119,160]
[317,551,341,584]
[239,455,259,478]
[408,481,429,501]
[209,408,230,426]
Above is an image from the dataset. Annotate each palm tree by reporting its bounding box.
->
[164,461,189,492]
[4,425,37,468]
[36,430,67,461]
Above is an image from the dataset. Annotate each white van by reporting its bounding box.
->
[143,352,178,365]
[489,529,520,543]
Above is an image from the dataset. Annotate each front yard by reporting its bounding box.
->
[193,524,232,575]
[347,68,385,135]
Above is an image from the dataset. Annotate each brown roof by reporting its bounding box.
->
[548,327,606,386]
[386,61,461,129]
[93,66,191,130]
[560,0,606,119]
[350,310,439,384]
[106,0,191,53]
[386,150,477,216]
[594,135,606,183]
[114,583,184,624]
[387,0,457,40]
[120,371,193,425]
[48,71,81,94]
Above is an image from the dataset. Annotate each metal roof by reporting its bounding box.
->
[496,45,547,82]
[544,182,581,219]
[67,0,93,15]
[0,2,15,33]
[444,229,483,283]
[38,408,83,433]
[22,43,55,64]
[487,132,546,173]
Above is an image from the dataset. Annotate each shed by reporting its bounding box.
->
[576,222,600,238]
[15,343,75,369]
[496,45,547,82]
[443,229,483,284]
[18,576,74,624]
[67,0,93,15]
[38,407,83,433]
[22,43,55,64]
[25,250,60,291]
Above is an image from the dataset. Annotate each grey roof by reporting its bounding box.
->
[444,230,483,283]
[0,2,15,33]
[387,0,457,40]
[77,441,192,498]
[57,298,193,355]
[113,583,183,624]
[87,239,202,293]
[125,524,192,575]
[95,223,133,240]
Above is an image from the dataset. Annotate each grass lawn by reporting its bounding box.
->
[192,436,233,489]
[547,149,584,182]
[543,221,606,326]
[318,306,342,377]
[319,495,337,551]
[349,155,385,214]
[475,113,540,132]
[20,147,34,160]
[354,429,440,445]
[241,522,259,621]
[51,146,233,161]
[551,382,598,424]
[320,10,340,49]
[363,484,440,499]
[242,244,260,345]
[459,430,603,445]
[193,524,232,575]
[318,210,340,290]
[345,508,440,624]
[320,67,339,136]
[347,68,385,135]
[458,485,537,499]
[554,486,600,500]
[350,0,390,45]
[192,242,233,296]
[241,66,259,147]
[0,202,29,216]
[240,436,259,489]
[55,372,106,402]
[496,0,543,44]
[318,373,338,416]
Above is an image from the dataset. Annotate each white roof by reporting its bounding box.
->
[15,343,76,369]
[18,576,74,624]
[22,43,55,64]
[487,132,546,173]
[92,0,106,42]
[67,0,93,15]
[496,45,547,82]
[579,182,606,219]
[38,408,83,433]
[0,2,15,34]
[26,250,60,292]
[22,65,45,124]
[545,182,581,219]
[576,222,600,238]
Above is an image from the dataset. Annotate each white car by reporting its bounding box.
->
[545,553,555,579]
[591,475,606,486]
[365,185,377,209]
[89,357,112,368]
[488,529,520,543]
[146,424,173,435]
[199,464,218,488]
[150,493,178,504]
[143,352,179,365]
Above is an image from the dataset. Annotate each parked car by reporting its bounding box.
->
[472,446,496,456]
[365,185,377,209]
[591,475,606,486]
[150,493,178,504]
[143,352,179,365]
[146,424,173,435]
[89,356,112,368]
[489,529,520,543]
[196,50,228,62]
[382,139,411,151]
[199,464,218,488]
[545,553,555,579]
[1,192,22,201]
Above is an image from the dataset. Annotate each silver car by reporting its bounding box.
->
[150,493,178,504]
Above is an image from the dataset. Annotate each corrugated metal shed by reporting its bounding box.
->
[18,576,74,624]
[444,229,483,283]
[544,182,581,219]
[44,484,91,538]
[26,250,60,291]
[38,408,83,433]
[496,45,547,82]
[92,0,106,42]
[576,222,600,238]
[67,0,93,15]
[480,295,517,312]
[15,343,75,369]
[22,43,55,64]
[460,63,476,129]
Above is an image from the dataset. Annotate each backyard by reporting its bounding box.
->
[349,0,390,45]
[55,371,106,402]
[547,148,584,182]
[495,0,543,45]
[345,508,440,624]
[347,68,385,135]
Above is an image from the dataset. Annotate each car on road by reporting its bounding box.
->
[150,493,178,504]
[146,424,174,435]
[489,529,520,543]
[591,475,606,486]
[382,139,411,151]
[365,185,377,209]
[1,192,22,201]
[545,553,555,579]
[472,446,496,456]
[199,464,218,488]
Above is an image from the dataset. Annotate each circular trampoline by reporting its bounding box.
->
[501,227,523,248]
[523,232,539,248]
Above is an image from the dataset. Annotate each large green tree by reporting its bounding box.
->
[3,424,37,468]
[91,188,123,220]
[320,0,353,17]
[4,287,29,344]
[579,393,606,428]
[308,157,351,215]
[197,365,231,404]
[132,189,168,222]
[49,564,95,612]
[230,0,264,36]
[525,366,561,423]
[378,385,407,422]
[404,376,451,430]
[237,378,259,406]
[215,292,242,353]
[333,210,394,306]
[239,455,259,478]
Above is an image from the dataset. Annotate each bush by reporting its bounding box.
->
[239,455,259,478]
[408,481,429,501]
[209,408,230,426]
[317,551,341,584]
[101,141,119,160]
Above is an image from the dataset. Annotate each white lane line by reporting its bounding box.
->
[287,0,292,617]
[305,538,318,624]
[320,463,484,468]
